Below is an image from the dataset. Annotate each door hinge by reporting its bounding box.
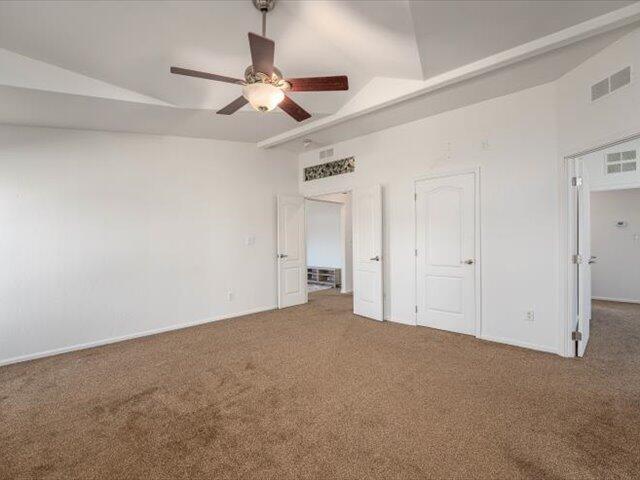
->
[571,176,583,187]
[572,254,583,264]
[571,330,582,341]
[415,305,418,314]
[414,193,417,201]
[415,249,418,257]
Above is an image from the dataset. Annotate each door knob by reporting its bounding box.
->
[588,256,597,264]
[461,259,474,265]
[277,253,288,259]
[370,255,380,261]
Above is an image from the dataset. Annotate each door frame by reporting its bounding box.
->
[560,131,640,357]
[413,167,482,337]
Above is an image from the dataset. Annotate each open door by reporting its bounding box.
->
[277,195,307,308]
[575,159,591,356]
[352,185,383,320]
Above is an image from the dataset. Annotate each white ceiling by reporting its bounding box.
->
[276,25,636,152]
[410,0,634,77]
[0,0,636,143]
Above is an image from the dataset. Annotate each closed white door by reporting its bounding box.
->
[416,173,476,335]
[352,185,383,320]
[575,159,591,356]
[277,195,307,308]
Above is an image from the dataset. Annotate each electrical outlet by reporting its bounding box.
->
[227,291,234,301]
[525,310,535,322]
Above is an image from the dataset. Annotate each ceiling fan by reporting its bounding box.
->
[170,0,349,122]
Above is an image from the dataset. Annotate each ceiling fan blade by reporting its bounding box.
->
[279,95,311,122]
[286,76,349,92]
[248,32,274,76]
[217,96,249,115]
[170,67,244,85]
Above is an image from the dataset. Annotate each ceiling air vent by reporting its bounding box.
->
[319,148,334,160]
[591,66,632,102]
[605,149,637,174]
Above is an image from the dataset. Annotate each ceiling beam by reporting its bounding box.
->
[258,2,640,149]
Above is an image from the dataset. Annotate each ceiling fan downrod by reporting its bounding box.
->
[252,0,276,37]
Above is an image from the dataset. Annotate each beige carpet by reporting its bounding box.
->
[1,292,639,479]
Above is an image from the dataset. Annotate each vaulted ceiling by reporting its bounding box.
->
[0,0,636,144]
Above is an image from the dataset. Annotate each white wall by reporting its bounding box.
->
[591,188,640,303]
[582,136,640,191]
[306,200,343,269]
[299,82,560,353]
[558,28,640,156]
[0,125,298,365]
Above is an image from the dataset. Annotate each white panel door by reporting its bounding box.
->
[416,173,476,335]
[352,185,383,320]
[277,195,307,309]
[576,159,591,356]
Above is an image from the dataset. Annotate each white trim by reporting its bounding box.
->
[413,167,482,337]
[562,128,640,160]
[0,305,277,367]
[592,296,640,304]
[558,155,575,357]
[591,182,640,192]
[478,334,558,355]
[305,197,344,205]
[258,3,640,149]
[386,317,416,326]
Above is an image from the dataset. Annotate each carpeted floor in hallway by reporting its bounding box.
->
[1,291,639,479]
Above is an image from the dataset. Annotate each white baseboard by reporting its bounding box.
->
[479,334,558,355]
[385,317,416,326]
[592,296,640,305]
[386,319,558,355]
[0,305,277,367]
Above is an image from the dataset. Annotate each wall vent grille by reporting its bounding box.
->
[605,149,637,174]
[610,66,631,92]
[304,156,354,182]
[591,78,609,101]
[591,66,631,102]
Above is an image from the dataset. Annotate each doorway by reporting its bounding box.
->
[567,136,640,356]
[305,192,353,296]
[276,186,384,321]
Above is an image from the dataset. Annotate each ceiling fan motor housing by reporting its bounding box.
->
[252,0,275,12]
[244,66,289,90]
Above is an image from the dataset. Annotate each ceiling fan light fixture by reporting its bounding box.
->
[242,82,284,112]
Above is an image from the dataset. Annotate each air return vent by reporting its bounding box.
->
[591,66,632,102]
[610,66,631,92]
[591,78,609,101]
[605,149,637,174]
